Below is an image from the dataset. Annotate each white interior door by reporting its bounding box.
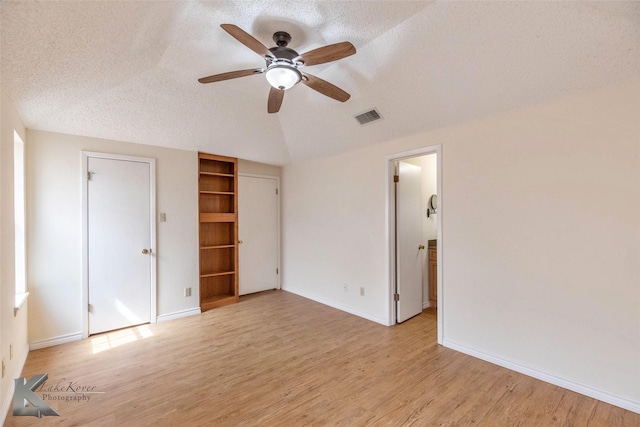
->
[238,175,279,295]
[396,161,424,323]
[87,157,152,335]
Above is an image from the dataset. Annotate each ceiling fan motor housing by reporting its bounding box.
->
[267,46,300,62]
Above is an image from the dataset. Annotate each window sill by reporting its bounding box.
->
[14,292,29,315]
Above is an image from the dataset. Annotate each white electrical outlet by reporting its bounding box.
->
[360,287,365,296]
[184,287,191,297]
[160,213,167,222]
[343,283,348,293]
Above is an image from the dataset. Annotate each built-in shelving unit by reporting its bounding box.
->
[198,153,238,311]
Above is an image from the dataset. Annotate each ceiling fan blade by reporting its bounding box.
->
[301,73,350,102]
[198,68,263,84]
[220,24,274,59]
[298,42,356,66]
[268,87,284,113]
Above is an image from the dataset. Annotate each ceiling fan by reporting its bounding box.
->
[198,24,356,113]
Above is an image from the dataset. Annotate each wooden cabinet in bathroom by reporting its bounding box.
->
[428,246,437,308]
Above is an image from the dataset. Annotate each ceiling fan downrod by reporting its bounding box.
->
[272,31,291,47]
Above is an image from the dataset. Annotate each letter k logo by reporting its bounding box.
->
[13,374,60,417]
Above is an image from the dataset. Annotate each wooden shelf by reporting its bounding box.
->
[200,212,236,223]
[200,190,234,195]
[200,244,235,250]
[200,171,234,178]
[200,271,235,278]
[198,152,238,312]
[200,294,238,311]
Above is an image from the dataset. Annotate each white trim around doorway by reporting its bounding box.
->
[386,145,443,344]
[81,151,157,339]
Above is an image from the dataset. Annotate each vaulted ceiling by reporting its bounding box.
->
[2,1,639,165]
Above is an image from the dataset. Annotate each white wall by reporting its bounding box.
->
[238,159,282,177]
[282,146,390,324]
[0,90,29,423]
[26,130,200,346]
[281,79,640,410]
[405,154,438,305]
[405,154,437,242]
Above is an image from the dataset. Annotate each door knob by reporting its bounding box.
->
[418,245,425,250]
[141,249,150,254]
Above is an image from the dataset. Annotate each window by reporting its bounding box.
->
[14,131,28,309]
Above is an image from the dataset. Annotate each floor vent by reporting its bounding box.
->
[355,108,383,125]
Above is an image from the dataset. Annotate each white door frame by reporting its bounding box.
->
[238,173,281,290]
[81,151,157,338]
[386,145,443,343]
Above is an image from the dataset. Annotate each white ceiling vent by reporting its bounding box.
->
[355,108,383,125]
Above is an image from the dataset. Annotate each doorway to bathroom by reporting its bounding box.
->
[388,145,442,343]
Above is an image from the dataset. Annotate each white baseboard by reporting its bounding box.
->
[282,285,390,326]
[156,307,201,322]
[28,308,201,351]
[29,332,82,350]
[423,301,431,309]
[443,339,640,414]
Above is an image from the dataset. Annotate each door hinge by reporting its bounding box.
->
[88,303,93,313]
[276,268,279,275]
[394,293,400,301]
[87,171,94,181]
[393,175,399,183]
[276,188,279,195]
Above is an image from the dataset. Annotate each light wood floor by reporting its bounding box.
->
[5,290,639,426]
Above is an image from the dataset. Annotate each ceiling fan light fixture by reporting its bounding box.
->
[265,64,301,90]
[199,25,356,112]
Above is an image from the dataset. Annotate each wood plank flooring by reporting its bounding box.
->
[5,290,639,426]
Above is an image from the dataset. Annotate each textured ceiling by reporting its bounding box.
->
[2,1,639,165]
